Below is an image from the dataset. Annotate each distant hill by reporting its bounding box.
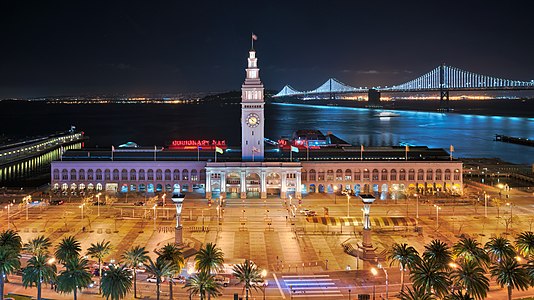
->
[202,90,276,103]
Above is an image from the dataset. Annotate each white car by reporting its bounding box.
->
[146,277,165,283]
[252,279,268,287]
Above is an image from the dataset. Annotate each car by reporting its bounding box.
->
[146,276,165,283]
[214,275,230,287]
[134,201,145,206]
[92,201,106,206]
[172,275,186,284]
[50,199,64,205]
[251,279,269,287]
[305,211,317,217]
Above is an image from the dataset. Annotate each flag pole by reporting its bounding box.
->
[154,145,156,161]
[360,144,363,160]
[290,146,293,162]
[405,145,408,161]
[251,33,254,50]
[197,145,200,161]
[215,149,217,163]
[306,139,309,161]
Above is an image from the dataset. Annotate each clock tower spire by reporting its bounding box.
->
[241,46,264,161]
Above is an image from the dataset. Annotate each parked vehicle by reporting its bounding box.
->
[134,201,145,206]
[146,276,165,283]
[50,199,64,205]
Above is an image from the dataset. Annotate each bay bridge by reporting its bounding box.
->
[273,64,534,111]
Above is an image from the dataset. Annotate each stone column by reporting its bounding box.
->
[171,194,185,245]
[260,170,267,199]
[220,171,227,198]
[361,195,376,251]
[240,170,247,199]
[205,172,212,200]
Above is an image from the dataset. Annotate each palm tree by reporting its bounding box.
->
[515,231,534,258]
[0,247,21,300]
[122,245,149,299]
[56,256,93,300]
[23,235,52,256]
[423,239,452,270]
[22,253,57,300]
[122,246,148,298]
[86,239,112,292]
[490,258,530,300]
[144,257,175,300]
[232,259,263,300]
[444,291,475,300]
[453,236,490,267]
[388,243,419,292]
[184,271,222,300]
[450,260,489,300]
[195,243,224,274]
[54,236,81,264]
[398,286,435,300]
[156,243,184,300]
[101,264,132,300]
[410,258,450,298]
[0,229,22,288]
[485,236,516,263]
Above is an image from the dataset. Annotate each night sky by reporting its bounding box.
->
[1,1,533,98]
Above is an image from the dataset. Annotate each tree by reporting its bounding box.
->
[485,236,516,263]
[144,257,175,300]
[86,240,112,292]
[490,258,530,300]
[156,243,184,300]
[423,239,452,270]
[54,236,81,264]
[0,229,22,252]
[410,258,450,298]
[184,271,222,300]
[122,245,149,299]
[195,243,224,274]
[0,247,21,300]
[515,231,534,258]
[388,243,419,292]
[453,236,490,267]
[22,253,57,300]
[56,256,93,300]
[23,235,52,256]
[450,260,489,300]
[232,259,264,300]
[444,291,475,300]
[101,264,132,300]
[398,286,435,300]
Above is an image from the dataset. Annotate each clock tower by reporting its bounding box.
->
[241,49,264,161]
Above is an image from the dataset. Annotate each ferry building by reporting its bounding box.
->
[51,49,463,200]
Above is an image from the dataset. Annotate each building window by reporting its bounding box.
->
[435,169,442,180]
[113,169,119,181]
[130,169,137,181]
[453,169,460,181]
[344,169,352,181]
[182,169,189,181]
[147,169,154,180]
[96,169,102,180]
[381,169,388,181]
[426,169,433,181]
[121,169,128,181]
[445,169,451,180]
[354,170,361,181]
[165,169,171,181]
[399,169,406,181]
[173,169,180,180]
[53,169,60,180]
[87,169,94,180]
[318,171,325,181]
[105,169,110,180]
[417,169,424,181]
[191,169,198,181]
[309,169,316,181]
[390,169,397,181]
[372,169,379,181]
[156,169,163,181]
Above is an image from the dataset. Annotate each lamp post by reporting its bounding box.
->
[24,195,32,221]
[484,191,488,218]
[79,203,85,220]
[96,192,101,217]
[414,193,419,219]
[261,269,267,300]
[289,194,292,207]
[171,192,185,244]
[348,288,351,300]
[434,204,441,229]
[153,204,157,231]
[378,263,389,299]
[371,267,378,300]
[346,193,351,218]
[5,203,13,229]
[334,186,338,204]
[506,202,513,231]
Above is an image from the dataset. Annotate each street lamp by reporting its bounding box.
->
[348,288,351,300]
[289,194,292,207]
[4,203,13,230]
[506,202,513,231]
[261,269,267,300]
[153,204,157,231]
[96,192,102,217]
[434,204,441,229]
[334,186,338,204]
[345,193,351,217]
[23,195,32,221]
[414,193,419,219]
[79,203,85,220]
[484,191,488,218]
[378,263,389,299]
[371,267,378,300]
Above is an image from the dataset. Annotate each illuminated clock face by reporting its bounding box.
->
[246,113,260,127]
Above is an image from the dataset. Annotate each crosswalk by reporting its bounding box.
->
[281,274,343,298]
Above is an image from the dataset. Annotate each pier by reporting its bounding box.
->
[495,134,534,147]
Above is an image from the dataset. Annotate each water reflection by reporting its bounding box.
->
[0,143,82,186]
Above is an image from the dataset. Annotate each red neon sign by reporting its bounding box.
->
[169,139,227,150]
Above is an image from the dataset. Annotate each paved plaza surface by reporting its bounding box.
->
[2,184,534,299]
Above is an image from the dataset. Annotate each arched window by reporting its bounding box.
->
[164,169,171,181]
[445,169,451,180]
[191,169,198,181]
[87,169,94,180]
[301,170,308,182]
[435,169,442,180]
[113,169,119,180]
[344,169,352,181]
[426,169,433,181]
[390,169,397,181]
[372,169,379,181]
[408,169,415,181]
[62,169,68,180]
[156,169,163,181]
[417,169,424,181]
[79,169,85,180]
[200,169,206,181]
[139,169,145,180]
[70,169,77,181]
[53,169,60,180]
[335,169,343,181]
[354,169,361,180]
[453,169,460,181]
[399,169,406,180]
[121,169,128,181]
[309,169,316,181]
[130,169,137,181]
[326,170,334,181]
[147,169,154,180]
[318,170,325,181]
[173,169,180,180]
[95,169,102,180]
[104,169,110,180]
[381,169,388,181]
[182,169,189,181]
[363,169,370,180]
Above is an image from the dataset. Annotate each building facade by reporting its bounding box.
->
[51,48,463,199]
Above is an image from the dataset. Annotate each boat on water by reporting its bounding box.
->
[374,111,400,118]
